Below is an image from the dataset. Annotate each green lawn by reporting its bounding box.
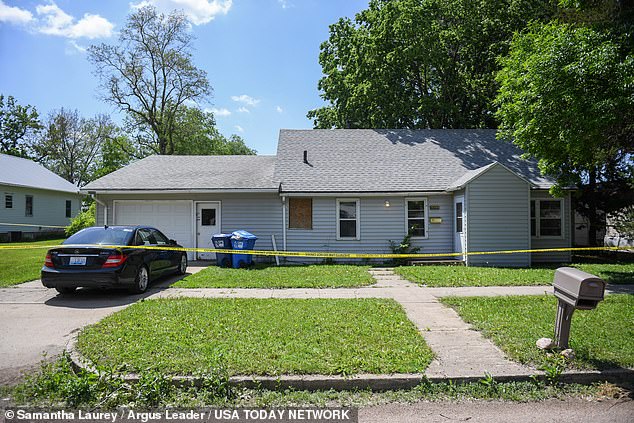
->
[0,239,63,287]
[173,264,375,288]
[395,263,634,287]
[442,295,634,370]
[77,298,433,376]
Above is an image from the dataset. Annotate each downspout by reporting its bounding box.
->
[464,185,469,266]
[90,192,107,225]
[279,183,287,251]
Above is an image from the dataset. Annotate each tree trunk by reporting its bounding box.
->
[588,169,599,247]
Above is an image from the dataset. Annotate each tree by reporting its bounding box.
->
[88,6,211,155]
[0,94,41,157]
[495,22,634,245]
[34,109,117,186]
[307,0,552,129]
[92,135,134,179]
[171,106,255,155]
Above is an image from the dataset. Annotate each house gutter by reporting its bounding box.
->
[89,192,107,225]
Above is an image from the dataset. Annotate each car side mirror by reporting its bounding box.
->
[169,239,177,245]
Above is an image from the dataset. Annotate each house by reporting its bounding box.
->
[0,154,82,241]
[82,129,573,266]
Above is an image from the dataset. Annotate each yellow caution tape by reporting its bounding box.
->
[0,222,68,229]
[0,242,631,259]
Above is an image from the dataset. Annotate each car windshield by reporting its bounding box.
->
[64,227,134,246]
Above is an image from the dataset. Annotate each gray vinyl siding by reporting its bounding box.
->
[530,190,572,263]
[0,184,81,234]
[466,166,531,267]
[285,195,454,262]
[95,193,283,258]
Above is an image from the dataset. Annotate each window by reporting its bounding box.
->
[336,199,359,240]
[5,194,13,209]
[150,229,170,245]
[65,200,72,218]
[455,202,463,233]
[288,198,312,229]
[531,199,563,238]
[201,208,216,226]
[406,198,427,237]
[135,228,156,245]
[25,195,33,217]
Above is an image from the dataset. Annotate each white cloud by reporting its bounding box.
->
[236,106,250,113]
[36,3,113,39]
[65,40,87,55]
[278,0,292,9]
[133,0,232,25]
[234,125,244,133]
[0,1,33,24]
[231,94,260,107]
[276,105,283,113]
[206,107,231,117]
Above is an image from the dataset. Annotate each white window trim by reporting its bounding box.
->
[336,198,360,240]
[531,198,564,239]
[405,197,429,240]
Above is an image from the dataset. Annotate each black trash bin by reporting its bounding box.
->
[212,233,233,268]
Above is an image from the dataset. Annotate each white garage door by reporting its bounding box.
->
[114,201,193,259]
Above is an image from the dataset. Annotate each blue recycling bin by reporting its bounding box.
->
[212,233,233,268]
[230,230,258,268]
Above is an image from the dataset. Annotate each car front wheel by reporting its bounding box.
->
[130,265,149,294]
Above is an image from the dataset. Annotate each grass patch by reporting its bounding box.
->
[395,263,634,287]
[442,294,634,370]
[0,239,63,287]
[9,355,624,408]
[78,298,432,376]
[173,264,375,288]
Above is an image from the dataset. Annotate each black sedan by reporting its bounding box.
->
[41,225,188,294]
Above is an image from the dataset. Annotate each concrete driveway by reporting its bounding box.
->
[0,264,208,385]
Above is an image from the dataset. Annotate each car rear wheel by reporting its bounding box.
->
[55,287,76,295]
[129,265,149,294]
[177,254,187,275]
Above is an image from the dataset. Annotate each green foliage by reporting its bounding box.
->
[611,206,634,240]
[0,94,41,158]
[174,264,374,288]
[77,298,434,376]
[65,203,96,237]
[388,227,421,265]
[539,354,567,385]
[92,136,133,179]
[495,22,634,191]
[33,109,117,186]
[171,106,256,155]
[308,0,552,129]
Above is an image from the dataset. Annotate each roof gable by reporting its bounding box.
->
[0,154,79,194]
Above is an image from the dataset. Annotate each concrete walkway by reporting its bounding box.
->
[3,264,631,384]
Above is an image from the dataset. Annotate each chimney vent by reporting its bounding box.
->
[303,150,309,164]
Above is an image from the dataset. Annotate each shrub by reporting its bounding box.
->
[65,203,96,236]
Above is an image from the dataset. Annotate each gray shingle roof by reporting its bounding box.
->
[275,129,554,193]
[82,155,278,191]
[0,154,79,194]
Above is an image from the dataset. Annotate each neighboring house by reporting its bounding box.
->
[0,154,82,241]
[82,129,573,266]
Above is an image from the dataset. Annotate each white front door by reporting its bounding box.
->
[196,202,220,260]
[454,196,465,261]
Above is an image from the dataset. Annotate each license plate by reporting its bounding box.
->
[69,256,86,265]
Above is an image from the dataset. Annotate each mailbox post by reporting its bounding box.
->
[552,267,606,349]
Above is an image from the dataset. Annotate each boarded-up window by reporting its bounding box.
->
[289,198,312,229]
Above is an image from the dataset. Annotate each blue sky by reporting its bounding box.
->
[0,0,368,155]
